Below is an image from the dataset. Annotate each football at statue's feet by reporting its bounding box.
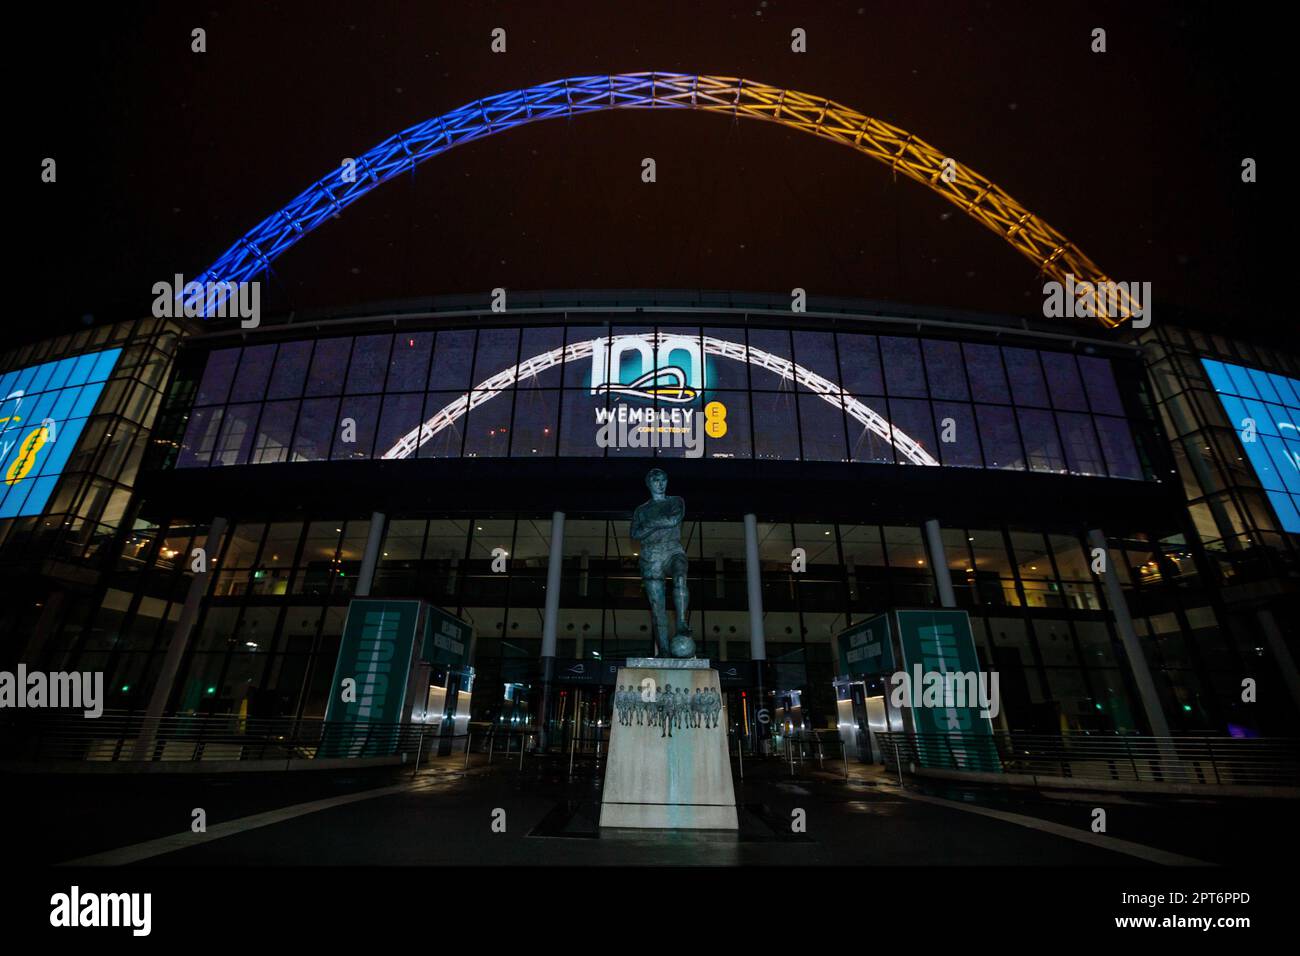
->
[670,632,695,658]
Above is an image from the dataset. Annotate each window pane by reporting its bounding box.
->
[559,390,604,457]
[1096,416,1143,479]
[1003,347,1049,408]
[331,395,380,459]
[267,340,312,400]
[345,334,393,394]
[212,403,260,466]
[963,343,1010,403]
[229,344,276,403]
[1017,408,1066,473]
[195,348,239,406]
[463,389,513,457]
[976,405,1025,470]
[473,329,520,383]
[752,392,800,461]
[417,393,467,458]
[510,389,559,456]
[797,391,847,461]
[177,406,223,467]
[290,397,338,462]
[844,396,896,463]
[250,400,298,464]
[923,339,970,401]
[375,392,425,459]
[703,328,750,389]
[1041,352,1088,411]
[836,334,884,395]
[1079,356,1124,415]
[429,330,476,390]
[388,332,433,391]
[887,398,937,465]
[563,327,606,388]
[1057,412,1106,476]
[880,336,927,397]
[305,338,351,397]
[792,331,839,382]
[518,328,565,388]
[933,402,982,467]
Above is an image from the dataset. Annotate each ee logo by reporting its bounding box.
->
[5,425,51,484]
[704,401,728,439]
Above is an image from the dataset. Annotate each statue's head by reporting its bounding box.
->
[645,467,668,494]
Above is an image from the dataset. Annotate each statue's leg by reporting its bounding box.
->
[670,554,690,633]
[645,577,668,656]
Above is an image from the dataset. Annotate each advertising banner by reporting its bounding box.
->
[837,613,894,677]
[321,600,424,757]
[893,609,1000,772]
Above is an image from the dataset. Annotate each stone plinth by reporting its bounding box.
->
[599,662,738,830]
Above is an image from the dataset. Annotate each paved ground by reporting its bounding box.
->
[11,755,1296,868]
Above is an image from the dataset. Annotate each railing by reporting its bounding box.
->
[878,731,1300,788]
[0,710,467,765]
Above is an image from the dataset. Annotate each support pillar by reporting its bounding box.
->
[1088,529,1173,739]
[133,517,227,760]
[354,511,386,597]
[923,518,957,608]
[538,511,565,751]
[744,513,768,750]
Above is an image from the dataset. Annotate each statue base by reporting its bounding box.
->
[599,663,738,831]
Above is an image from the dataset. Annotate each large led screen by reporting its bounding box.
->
[0,347,122,518]
[1201,358,1300,533]
[172,326,1147,481]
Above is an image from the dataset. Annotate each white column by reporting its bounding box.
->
[355,511,386,597]
[743,513,766,661]
[133,517,227,760]
[923,519,957,608]
[541,512,565,659]
[1087,529,1173,738]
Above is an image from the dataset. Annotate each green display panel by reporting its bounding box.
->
[321,600,423,757]
[837,613,894,676]
[894,609,1000,773]
[422,605,472,668]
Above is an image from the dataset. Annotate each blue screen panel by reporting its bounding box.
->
[0,347,122,518]
[1202,358,1300,534]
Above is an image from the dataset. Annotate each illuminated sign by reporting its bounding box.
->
[1201,359,1300,534]
[0,348,122,518]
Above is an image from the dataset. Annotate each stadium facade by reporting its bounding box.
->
[3,290,1296,753]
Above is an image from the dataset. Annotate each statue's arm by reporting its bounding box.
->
[630,506,646,540]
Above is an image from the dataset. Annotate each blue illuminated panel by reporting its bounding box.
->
[1201,358,1300,533]
[0,347,122,518]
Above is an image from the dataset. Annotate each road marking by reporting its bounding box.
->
[60,780,425,866]
[896,790,1211,866]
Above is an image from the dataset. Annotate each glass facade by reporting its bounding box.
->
[0,317,185,652]
[39,506,1273,736]
[160,325,1150,479]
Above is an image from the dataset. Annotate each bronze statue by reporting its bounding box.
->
[631,468,695,658]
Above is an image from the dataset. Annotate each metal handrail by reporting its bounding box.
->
[877,731,1300,787]
[0,710,472,764]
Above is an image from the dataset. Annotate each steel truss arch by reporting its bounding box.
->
[381,333,939,465]
[192,73,1133,327]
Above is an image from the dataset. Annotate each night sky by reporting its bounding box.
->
[20,1,1280,344]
